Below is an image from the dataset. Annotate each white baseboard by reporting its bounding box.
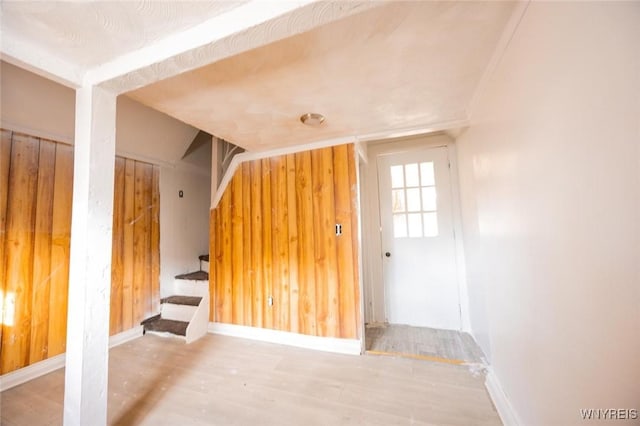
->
[0,326,143,392]
[0,353,66,393]
[109,325,144,348]
[208,322,362,355]
[485,367,522,426]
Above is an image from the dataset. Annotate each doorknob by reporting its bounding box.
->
[385,252,391,258]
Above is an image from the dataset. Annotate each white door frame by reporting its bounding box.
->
[360,133,470,332]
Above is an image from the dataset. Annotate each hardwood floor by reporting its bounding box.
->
[1,334,501,425]
[365,324,486,363]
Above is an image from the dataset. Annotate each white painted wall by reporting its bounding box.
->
[1,61,211,306]
[456,2,640,425]
[0,61,198,160]
[0,60,76,143]
[159,162,211,297]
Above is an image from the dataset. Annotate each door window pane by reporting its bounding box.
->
[421,186,437,211]
[391,165,404,188]
[406,188,421,212]
[420,162,435,186]
[390,159,440,238]
[408,213,422,238]
[423,212,438,237]
[392,189,405,213]
[393,214,407,238]
[405,163,420,187]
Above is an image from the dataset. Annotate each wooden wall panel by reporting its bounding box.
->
[0,130,160,374]
[110,158,160,335]
[285,154,299,334]
[270,156,288,331]
[150,167,160,315]
[29,140,56,364]
[121,159,136,331]
[132,163,147,324]
[230,171,244,325]
[1,133,39,373]
[295,151,317,336]
[250,161,263,328]
[333,144,358,338]
[261,159,273,329]
[241,163,253,326]
[110,157,126,336]
[47,143,73,358]
[220,187,232,324]
[0,130,13,357]
[311,148,339,337]
[212,204,222,321]
[348,144,361,339]
[210,144,360,339]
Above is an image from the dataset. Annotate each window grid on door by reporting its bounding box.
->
[390,161,438,238]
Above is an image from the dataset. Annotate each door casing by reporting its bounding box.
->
[360,133,470,331]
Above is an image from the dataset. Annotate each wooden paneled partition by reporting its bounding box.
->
[0,129,160,374]
[109,157,161,336]
[0,130,73,373]
[210,144,360,339]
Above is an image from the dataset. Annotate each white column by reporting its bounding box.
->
[64,86,116,426]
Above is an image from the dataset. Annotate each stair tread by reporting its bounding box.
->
[161,295,202,306]
[140,314,160,325]
[175,270,208,280]
[143,318,188,336]
[199,254,209,262]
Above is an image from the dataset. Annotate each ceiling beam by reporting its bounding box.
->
[1,33,83,88]
[1,1,382,94]
[92,0,382,94]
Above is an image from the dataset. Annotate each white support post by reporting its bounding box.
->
[63,86,116,426]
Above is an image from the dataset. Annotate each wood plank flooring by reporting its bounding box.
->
[1,334,500,425]
[365,324,486,364]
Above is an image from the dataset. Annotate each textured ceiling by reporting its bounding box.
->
[0,1,246,68]
[127,1,515,151]
[1,1,517,153]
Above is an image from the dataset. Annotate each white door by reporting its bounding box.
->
[378,146,460,330]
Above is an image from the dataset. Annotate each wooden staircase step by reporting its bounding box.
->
[175,270,208,280]
[143,318,189,336]
[141,314,160,325]
[161,295,202,306]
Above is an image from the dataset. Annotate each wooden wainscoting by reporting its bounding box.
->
[210,144,360,339]
[0,129,160,374]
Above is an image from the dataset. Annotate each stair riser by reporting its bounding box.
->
[161,303,198,322]
[174,279,208,298]
[202,260,209,273]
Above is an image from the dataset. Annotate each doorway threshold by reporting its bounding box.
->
[364,323,485,365]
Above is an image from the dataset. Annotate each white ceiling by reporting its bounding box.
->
[128,2,515,151]
[0,1,518,153]
[0,1,246,68]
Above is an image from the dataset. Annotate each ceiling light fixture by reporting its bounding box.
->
[300,113,326,126]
